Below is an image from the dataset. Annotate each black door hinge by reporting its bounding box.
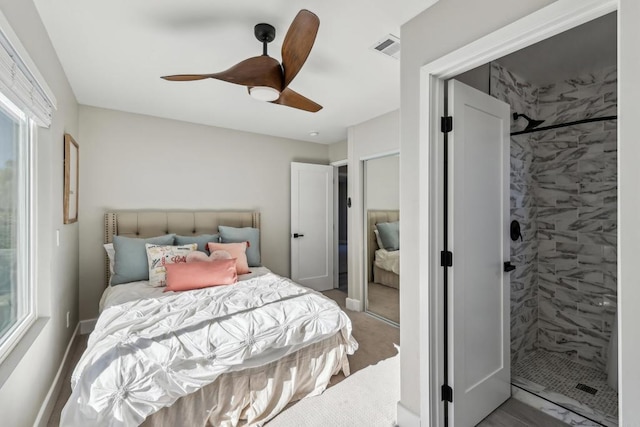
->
[441,384,453,402]
[440,250,453,267]
[441,116,453,133]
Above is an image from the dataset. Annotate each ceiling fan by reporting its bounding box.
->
[161,9,322,113]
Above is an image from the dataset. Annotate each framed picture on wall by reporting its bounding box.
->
[63,133,79,224]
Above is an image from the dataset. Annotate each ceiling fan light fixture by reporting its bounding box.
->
[249,86,280,102]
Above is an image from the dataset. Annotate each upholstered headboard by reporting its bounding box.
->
[366,210,399,278]
[104,210,260,286]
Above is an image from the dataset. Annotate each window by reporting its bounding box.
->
[0,10,55,365]
[0,91,34,362]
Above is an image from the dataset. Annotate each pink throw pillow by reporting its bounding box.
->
[186,250,232,263]
[207,242,250,274]
[164,259,238,292]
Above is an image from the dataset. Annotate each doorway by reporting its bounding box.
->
[337,164,348,293]
[419,3,620,427]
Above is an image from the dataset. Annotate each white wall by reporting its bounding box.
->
[400,0,556,422]
[329,140,347,163]
[0,0,79,425]
[347,110,399,307]
[365,155,400,210]
[617,0,640,422]
[78,106,329,320]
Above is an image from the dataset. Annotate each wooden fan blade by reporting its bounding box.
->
[281,10,319,89]
[162,56,283,89]
[161,74,213,81]
[271,87,322,112]
[210,56,282,88]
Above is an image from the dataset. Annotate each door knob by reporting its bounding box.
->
[504,262,516,272]
[293,233,304,238]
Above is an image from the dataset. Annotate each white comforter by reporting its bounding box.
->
[374,248,400,274]
[61,273,357,426]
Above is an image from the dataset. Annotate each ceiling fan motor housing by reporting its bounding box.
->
[254,23,276,43]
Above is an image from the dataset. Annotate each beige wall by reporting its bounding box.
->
[347,110,400,307]
[0,0,79,425]
[365,154,400,210]
[328,140,347,163]
[400,0,556,422]
[78,106,329,320]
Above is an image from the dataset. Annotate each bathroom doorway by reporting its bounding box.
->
[453,11,618,426]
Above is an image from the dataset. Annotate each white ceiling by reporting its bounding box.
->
[496,12,617,86]
[34,0,437,144]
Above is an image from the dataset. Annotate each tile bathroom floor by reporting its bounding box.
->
[513,350,618,426]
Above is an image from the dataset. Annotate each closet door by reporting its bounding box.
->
[447,79,511,426]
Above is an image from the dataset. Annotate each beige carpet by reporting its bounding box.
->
[367,282,399,324]
[47,289,399,425]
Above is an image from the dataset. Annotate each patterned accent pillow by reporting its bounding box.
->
[145,243,197,287]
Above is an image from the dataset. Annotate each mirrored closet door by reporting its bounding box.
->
[364,154,399,324]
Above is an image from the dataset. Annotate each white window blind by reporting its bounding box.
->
[0,11,56,128]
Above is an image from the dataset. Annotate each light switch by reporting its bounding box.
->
[56,229,60,247]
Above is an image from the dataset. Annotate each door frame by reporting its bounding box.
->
[417,1,618,425]
[331,159,348,289]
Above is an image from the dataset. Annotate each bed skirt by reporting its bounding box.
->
[141,333,350,427]
[373,264,399,289]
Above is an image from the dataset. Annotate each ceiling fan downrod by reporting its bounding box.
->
[254,23,275,56]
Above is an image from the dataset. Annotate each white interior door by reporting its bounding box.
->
[448,79,510,426]
[291,162,334,291]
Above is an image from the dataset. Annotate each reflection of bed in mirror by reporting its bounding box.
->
[367,210,400,288]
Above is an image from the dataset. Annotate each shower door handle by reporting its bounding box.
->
[504,261,516,272]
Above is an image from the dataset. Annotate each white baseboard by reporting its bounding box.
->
[397,401,421,427]
[33,323,79,427]
[345,297,361,311]
[79,318,97,335]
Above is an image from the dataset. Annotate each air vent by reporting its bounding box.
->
[371,34,400,59]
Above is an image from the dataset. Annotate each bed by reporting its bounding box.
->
[367,210,400,289]
[61,210,357,427]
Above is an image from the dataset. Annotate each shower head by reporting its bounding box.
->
[513,112,545,131]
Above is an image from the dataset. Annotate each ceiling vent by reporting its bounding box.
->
[371,34,400,60]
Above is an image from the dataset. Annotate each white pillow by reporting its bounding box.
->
[145,243,197,287]
[373,229,385,250]
[104,243,115,284]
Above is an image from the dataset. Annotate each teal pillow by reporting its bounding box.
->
[174,234,219,253]
[376,222,399,251]
[111,234,175,286]
[218,226,261,267]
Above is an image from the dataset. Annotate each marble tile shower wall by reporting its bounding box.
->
[490,63,539,367]
[535,66,617,371]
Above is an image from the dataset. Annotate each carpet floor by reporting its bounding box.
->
[47,289,400,426]
[367,282,399,324]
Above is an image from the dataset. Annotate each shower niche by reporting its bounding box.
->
[456,11,618,427]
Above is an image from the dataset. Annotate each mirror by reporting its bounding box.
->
[364,154,399,324]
